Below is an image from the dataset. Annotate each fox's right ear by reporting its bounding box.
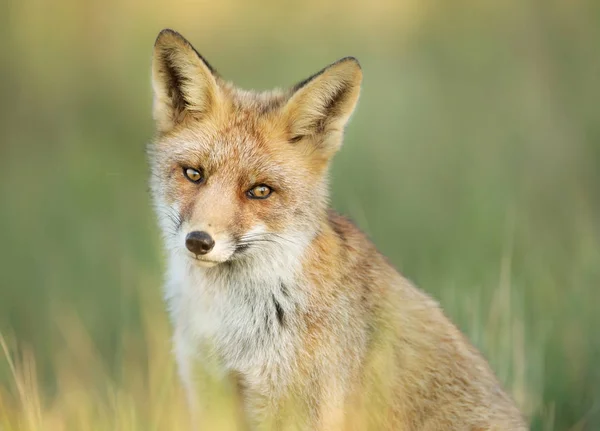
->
[281,57,362,159]
[152,29,220,134]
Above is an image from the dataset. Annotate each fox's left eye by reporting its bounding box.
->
[246,185,272,199]
[183,167,204,183]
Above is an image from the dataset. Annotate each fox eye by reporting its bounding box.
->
[183,167,204,183]
[246,185,272,199]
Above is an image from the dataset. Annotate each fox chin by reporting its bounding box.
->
[148,28,527,431]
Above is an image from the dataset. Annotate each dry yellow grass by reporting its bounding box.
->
[0,278,536,431]
[0,299,245,431]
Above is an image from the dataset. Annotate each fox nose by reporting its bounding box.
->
[185,231,215,255]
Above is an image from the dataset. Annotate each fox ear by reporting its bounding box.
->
[282,57,362,153]
[152,29,220,133]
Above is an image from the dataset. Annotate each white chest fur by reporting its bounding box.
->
[164,251,306,393]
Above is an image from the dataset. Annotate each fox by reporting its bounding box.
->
[148,28,527,431]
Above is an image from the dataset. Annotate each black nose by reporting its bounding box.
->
[185,231,215,255]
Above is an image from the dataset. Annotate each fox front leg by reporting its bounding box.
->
[314,378,349,431]
[226,371,254,431]
[173,329,203,430]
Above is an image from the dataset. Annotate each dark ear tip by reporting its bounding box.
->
[154,28,186,47]
[152,29,217,76]
[336,56,361,70]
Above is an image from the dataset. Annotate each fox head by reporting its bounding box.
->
[148,29,362,268]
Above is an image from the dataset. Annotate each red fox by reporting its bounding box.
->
[148,29,527,430]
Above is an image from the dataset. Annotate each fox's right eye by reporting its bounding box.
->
[183,167,204,183]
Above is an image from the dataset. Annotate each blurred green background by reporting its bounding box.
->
[1,0,599,429]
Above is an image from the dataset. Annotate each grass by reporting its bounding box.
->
[1,0,599,429]
[0,277,534,431]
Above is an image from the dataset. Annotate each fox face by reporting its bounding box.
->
[148,29,362,268]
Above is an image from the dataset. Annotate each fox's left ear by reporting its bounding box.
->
[152,29,221,134]
[282,57,362,155]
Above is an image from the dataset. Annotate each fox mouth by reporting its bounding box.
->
[185,245,245,267]
[192,256,220,263]
[189,255,224,266]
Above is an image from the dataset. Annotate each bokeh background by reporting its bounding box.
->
[1,0,599,429]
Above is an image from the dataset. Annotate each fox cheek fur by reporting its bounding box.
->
[148,28,526,431]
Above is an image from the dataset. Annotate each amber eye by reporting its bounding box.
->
[247,184,272,199]
[183,167,203,183]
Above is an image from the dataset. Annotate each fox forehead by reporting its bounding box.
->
[153,104,311,189]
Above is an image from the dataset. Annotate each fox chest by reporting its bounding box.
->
[171,270,298,387]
